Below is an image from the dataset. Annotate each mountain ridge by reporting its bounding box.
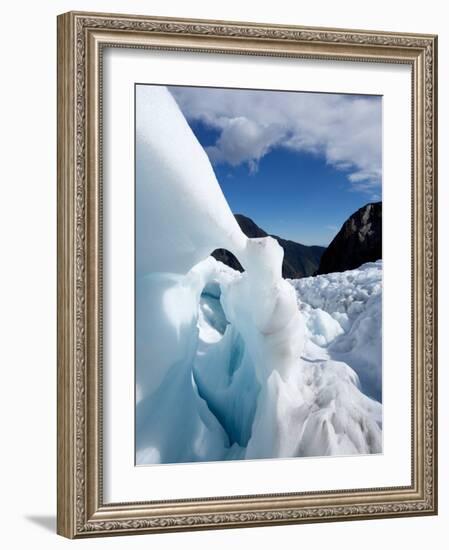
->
[317,201,382,275]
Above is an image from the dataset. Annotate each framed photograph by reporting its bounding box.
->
[57,11,438,538]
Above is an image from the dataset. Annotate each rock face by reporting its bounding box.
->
[212,214,325,279]
[317,202,382,275]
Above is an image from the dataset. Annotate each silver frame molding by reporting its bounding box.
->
[57,11,438,538]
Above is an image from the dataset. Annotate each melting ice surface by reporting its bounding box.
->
[135,85,382,465]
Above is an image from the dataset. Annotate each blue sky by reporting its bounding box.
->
[169,86,382,247]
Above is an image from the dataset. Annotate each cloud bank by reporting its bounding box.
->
[170,86,382,195]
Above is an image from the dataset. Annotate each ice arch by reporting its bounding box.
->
[135,85,381,464]
[136,84,304,398]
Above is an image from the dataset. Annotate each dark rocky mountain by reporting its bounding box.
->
[317,202,382,275]
[212,214,325,279]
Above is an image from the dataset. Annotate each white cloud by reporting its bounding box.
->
[170,86,382,195]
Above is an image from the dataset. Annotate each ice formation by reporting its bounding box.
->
[289,261,382,401]
[135,85,382,465]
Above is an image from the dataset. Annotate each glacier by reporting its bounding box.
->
[289,261,383,402]
[135,85,382,465]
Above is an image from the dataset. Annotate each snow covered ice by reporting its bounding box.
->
[290,261,383,402]
[135,85,382,465]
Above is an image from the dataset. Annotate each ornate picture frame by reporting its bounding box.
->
[57,11,438,538]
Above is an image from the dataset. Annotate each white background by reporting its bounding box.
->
[0,0,446,549]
